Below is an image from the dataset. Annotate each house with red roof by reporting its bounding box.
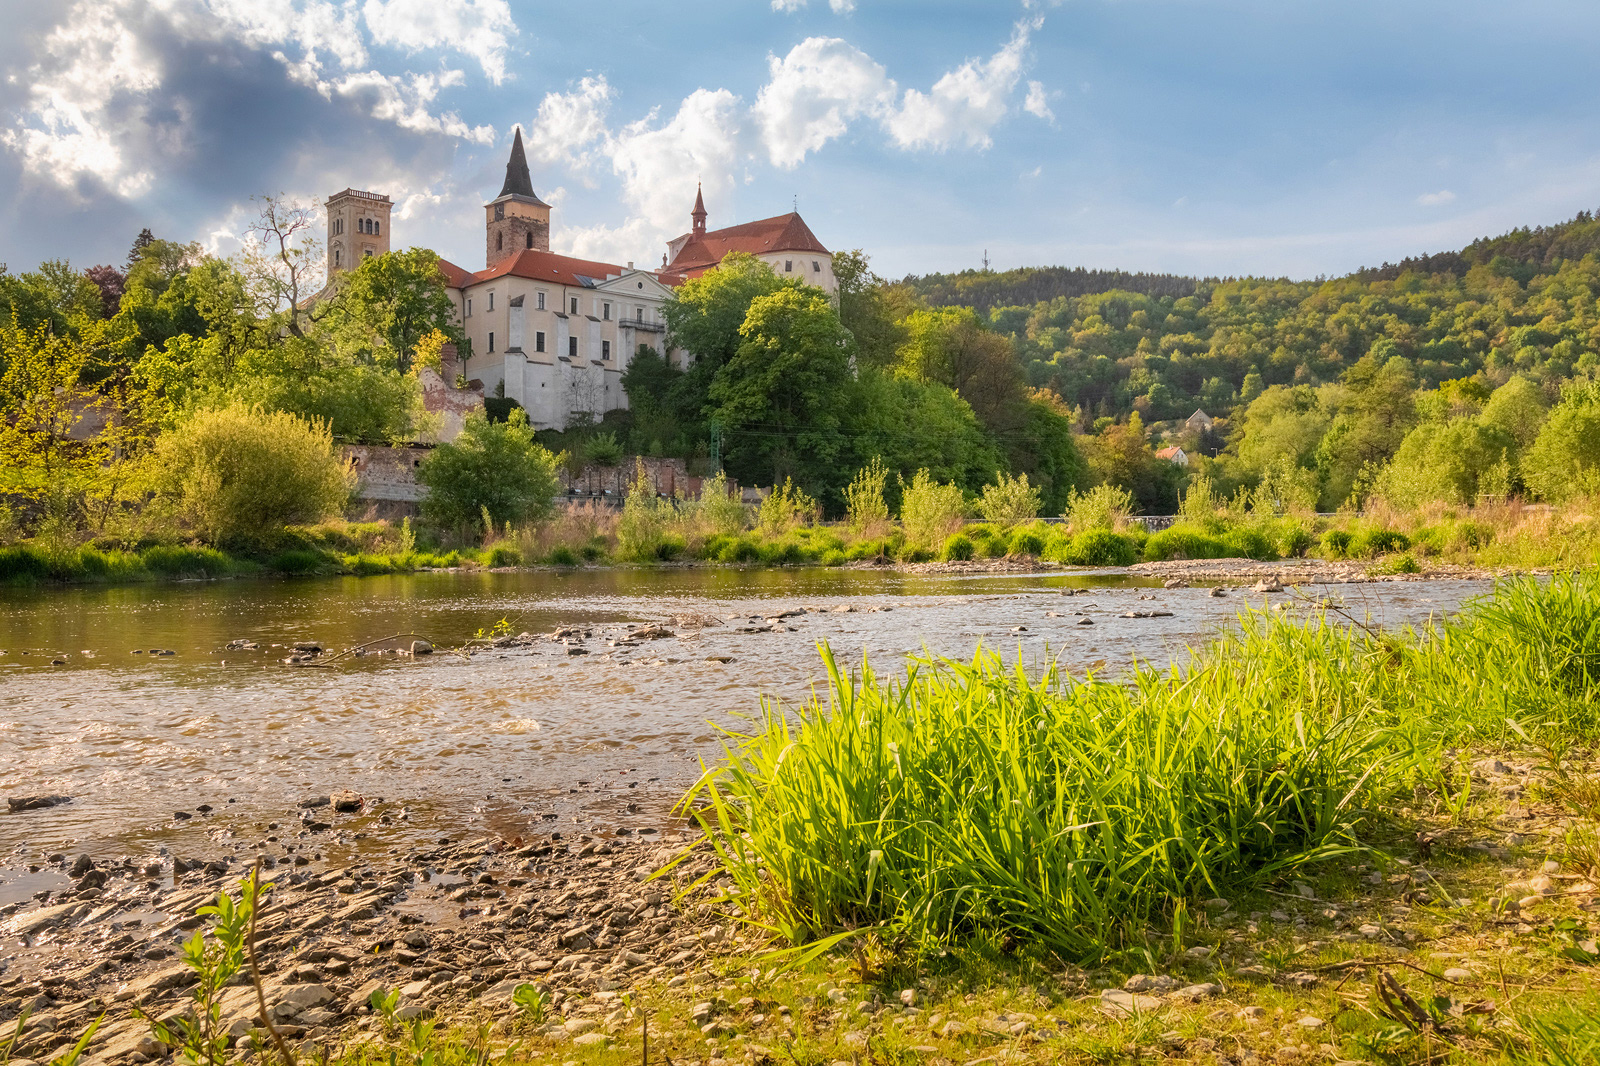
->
[326,129,834,433]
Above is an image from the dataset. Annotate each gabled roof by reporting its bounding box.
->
[437,258,476,289]
[665,212,830,275]
[1155,446,1186,460]
[461,248,625,288]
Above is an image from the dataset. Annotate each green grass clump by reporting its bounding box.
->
[486,545,523,567]
[941,533,974,561]
[548,545,579,566]
[1055,529,1140,566]
[1221,526,1279,561]
[1006,527,1046,556]
[1320,529,1353,558]
[1143,526,1227,562]
[821,549,846,567]
[266,549,323,574]
[1351,528,1410,557]
[681,572,1600,961]
[140,545,233,577]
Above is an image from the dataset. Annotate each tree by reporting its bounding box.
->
[1522,389,1600,502]
[894,306,1026,431]
[1010,391,1086,514]
[976,472,1042,528]
[845,369,1001,500]
[833,249,910,368]
[83,265,126,319]
[1234,385,1329,476]
[319,247,462,372]
[665,252,786,378]
[0,318,111,502]
[237,195,323,337]
[707,286,854,492]
[1480,375,1549,451]
[417,409,562,530]
[148,404,351,547]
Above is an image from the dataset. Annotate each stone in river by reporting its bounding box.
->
[6,795,72,813]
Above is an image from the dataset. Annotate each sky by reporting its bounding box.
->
[4,0,1600,283]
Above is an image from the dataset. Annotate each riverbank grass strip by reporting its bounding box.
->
[681,573,1600,964]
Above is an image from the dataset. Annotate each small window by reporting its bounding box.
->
[569,337,578,358]
[570,296,578,314]
[535,331,545,353]
[785,260,793,272]
[602,340,611,359]
[525,231,532,249]
[488,292,495,311]
[373,221,380,236]
[334,248,341,267]
[536,291,546,310]
[466,298,472,317]
[364,249,373,258]
[497,232,503,251]
[602,302,611,321]
[635,307,643,322]
[813,260,821,272]
[488,332,495,353]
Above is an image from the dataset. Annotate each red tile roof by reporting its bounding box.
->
[1155,446,1185,460]
[436,258,476,289]
[666,212,830,276]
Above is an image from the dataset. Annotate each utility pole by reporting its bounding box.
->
[982,249,990,271]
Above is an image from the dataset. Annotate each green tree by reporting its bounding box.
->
[845,369,1001,500]
[707,285,854,493]
[1480,375,1549,451]
[148,404,351,547]
[1523,387,1600,502]
[1234,385,1329,477]
[319,247,462,372]
[895,306,1026,431]
[417,409,561,530]
[833,249,911,368]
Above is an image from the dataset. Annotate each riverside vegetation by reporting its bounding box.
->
[15,210,1600,587]
[5,575,1600,1066]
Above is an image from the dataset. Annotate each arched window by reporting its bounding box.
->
[334,248,341,267]
[525,231,532,249]
[373,221,380,236]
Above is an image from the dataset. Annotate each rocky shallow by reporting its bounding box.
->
[0,824,723,1065]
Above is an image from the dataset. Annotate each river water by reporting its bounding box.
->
[0,567,1489,903]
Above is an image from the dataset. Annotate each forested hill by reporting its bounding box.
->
[903,212,1600,310]
[899,266,1201,312]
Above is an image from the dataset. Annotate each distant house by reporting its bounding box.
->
[1185,409,1214,432]
[1156,445,1190,467]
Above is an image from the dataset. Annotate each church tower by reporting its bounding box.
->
[691,183,707,236]
[325,188,392,275]
[485,128,550,269]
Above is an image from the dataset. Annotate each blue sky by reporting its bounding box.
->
[3,0,1600,282]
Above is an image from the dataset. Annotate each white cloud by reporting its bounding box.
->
[753,38,895,168]
[772,0,856,12]
[2,0,512,197]
[359,0,517,85]
[1024,80,1054,121]
[1418,189,1456,207]
[565,89,746,263]
[525,76,615,178]
[0,1,160,196]
[886,18,1038,150]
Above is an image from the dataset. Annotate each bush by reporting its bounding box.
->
[942,533,975,561]
[1060,529,1139,566]
[1320,530,1353,558]
[757,478,818,536]
[976,472,1041,529]
[694,472,747,536]
[487,545,523,567]
[1065,483,1135,532]
[0,545,51,582]
[418,410,561,531]
[1222,527,1278,561]
[844,457,891,533]
[150,405,351,549]
[267,549,323,574]
[1273,521,1316,558]
[141,545,232,576]
[548,545,579,566]
[583,431,625,467]
[617,464,678,562]
[821,549,847,567]
[899,469,966,549]
[1007,528,1046,557]
[1351,528,1410,557]
[1372,552,1421,574]
[1143,527,1227,562]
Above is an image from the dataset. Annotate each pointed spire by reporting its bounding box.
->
[691,182,707,236]
[499,127,536,199]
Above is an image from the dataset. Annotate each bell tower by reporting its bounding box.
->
[485,127,550,269]
[326,188,391,275]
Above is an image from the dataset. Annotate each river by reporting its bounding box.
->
[0,567,1489,906]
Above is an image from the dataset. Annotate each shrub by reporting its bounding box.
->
[1372,552,1421,574]
[548,545,579,566]
[821,549,847,567]
[717,535,763,563]
[976,472,1041,529]
[899,469,966,549]
[1351,528,1410,557]
[1222,527,1278,561]
[844,457,891,534]
[0,545,50,582]
[695,472,748,536]
[267,549,323,574]
[583,431,624,467]
[1143,528,1227,562]
[487,545,523,567]
[617,462,678,562]
[1320,529,1353,558]
[418,410,561,531]
[141,545,232,576]
[758,478,818,536]
[1007,528,1046,557]
[1064,484,1134,532]
[942,533,975,561]
[1061,529,1139,566]
[343,553,397,576]
[1274,521,1316,558]
[899,546,935,563]
[150,405,351,549]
